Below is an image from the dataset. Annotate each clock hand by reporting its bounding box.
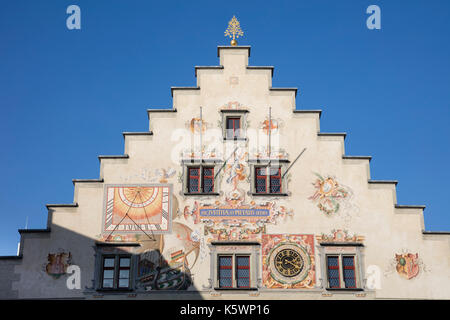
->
[284,259,300,268]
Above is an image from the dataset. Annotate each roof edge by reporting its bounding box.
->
[395,204,426,210]
[18,228,51,234]
[72,179,104,185]
[293,110,322,119]
[368,180,398,185]
[46,203,78,209]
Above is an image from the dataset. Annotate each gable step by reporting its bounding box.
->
[18,228,51,234]
[247,66,274,77]
[170,86,200,97]
[343,155,372,162]
[422,230,450,235]
[395,204,426,209]
[45,203,78,209]
[195,65,224,77]
[293,109,322,119]
[98,154,129,161]
[318,132,347,140]
[122,131,153,137]
[72,179,104,185]
[269,87,298,97]
[368,180,398,185]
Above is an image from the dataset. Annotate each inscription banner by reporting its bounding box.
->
[199,208,270,217]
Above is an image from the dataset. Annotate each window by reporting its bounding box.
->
[188,167,200,193]
[202,167,214,193]
[221,110,247,141]
[236,256,250,288]
[187,166,215,194]
[326,254,359,289]
[226,117,241,139]
[254,166,282,194]
[342,256,357,288]
[218,256,233,288]
[269,167,282,193]
[326,256,340,289]
[217,255,251,289]
[101,255,131,290]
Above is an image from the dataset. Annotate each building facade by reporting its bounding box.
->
[1,45,449,300]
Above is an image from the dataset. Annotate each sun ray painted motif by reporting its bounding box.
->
[102,184,172,239]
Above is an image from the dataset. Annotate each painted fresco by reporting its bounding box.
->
[102,184,172,241]
[119,167,176,184]
[262,234,315,289]
[184,200,293,242]
[384,250,429,280]
[136,221,199,290]
[316,229,364,244]
[395,253,420,279]
[309,173,349,215]
[182,146,294,242]
[219,101,249,111]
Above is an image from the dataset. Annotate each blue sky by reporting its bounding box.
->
[0,0,449,255]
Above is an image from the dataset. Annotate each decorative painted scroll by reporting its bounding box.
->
[262,234,315,289]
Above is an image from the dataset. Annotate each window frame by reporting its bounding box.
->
[221,110,248,141]
[323,252,363,291]
[217,254,252,289]
[235,255,251,289]
[342,255,357,289]
[208,242,260,291]
[100,254,132,290]
[202,166,215,193]
[252,165,286,195]
[185,165,217,195]
[187,167,201,193]
[218,255,233,288]
[226,116,242,140]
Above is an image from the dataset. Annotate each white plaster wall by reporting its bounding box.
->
[7,47,450,299]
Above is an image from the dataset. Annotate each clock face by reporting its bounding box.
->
[268,243,311,285]
[274,249,304,277]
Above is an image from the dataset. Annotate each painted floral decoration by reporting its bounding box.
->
[309,173,348,215]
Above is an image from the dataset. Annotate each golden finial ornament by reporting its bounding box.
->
[224,16,244,46]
